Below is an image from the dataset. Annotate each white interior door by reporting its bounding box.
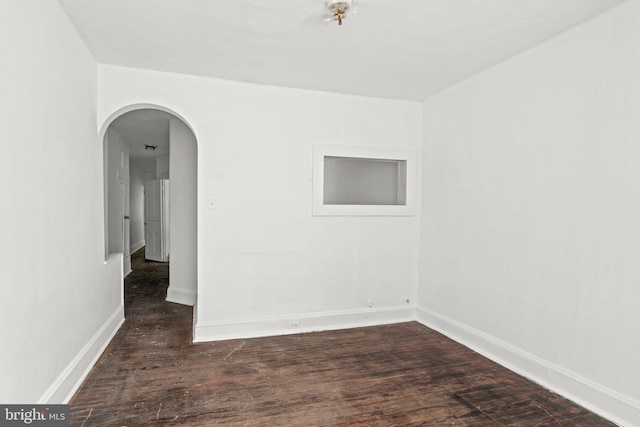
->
[123,181,131,274]
[123,182,130,254]
[145,180,165,262]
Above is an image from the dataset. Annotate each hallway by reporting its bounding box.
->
[70,248,191,424]
[69,249,613,426]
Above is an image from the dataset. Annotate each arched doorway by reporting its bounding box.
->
[101,105,198,307]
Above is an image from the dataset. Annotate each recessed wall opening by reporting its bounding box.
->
[313,144,417,216]
[323,156,407,206]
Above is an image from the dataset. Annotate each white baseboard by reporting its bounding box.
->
[194,305,415,342]
[123,255,132,278]
[38,304,125,404]
[130,240,145,255]
[416,306,640,427]
[166,287,196,306]
[38,298,638,426]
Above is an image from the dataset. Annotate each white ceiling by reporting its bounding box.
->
[58,0,625,101]
[109,109,174,166]
[74,0,625,163]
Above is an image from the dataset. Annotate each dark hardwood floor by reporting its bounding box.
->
[69,249,615,426]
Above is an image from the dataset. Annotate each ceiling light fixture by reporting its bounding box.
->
[326,0,353,26]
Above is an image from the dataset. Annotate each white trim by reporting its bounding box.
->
[194,306,415,342]
[35,298,639,426]
[124,255,132,278]
[166,287,196,306]
[104,252,122,265]
[130,240,145,254]
[38,304,125,404]
[416,306,639,427]
[312,144,418,216]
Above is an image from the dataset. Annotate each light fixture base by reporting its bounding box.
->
[325,0,352,25]
[327,1,351,14]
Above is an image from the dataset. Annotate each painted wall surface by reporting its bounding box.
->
[167,119,198,305]
[419,2,640,424]
[0,0,123,403]
[129,160,145,253]
[157,155,169,179]
[97,65,422,339]
[143,168,157,182]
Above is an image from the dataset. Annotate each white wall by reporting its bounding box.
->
[97,65,422,340]
[4,2,634,422]
[129,159,145,253]
[142,168,157,182]
[156,155,169,179]
[0,0,123,403]
[167,119,198,305]
[419,2,640,425]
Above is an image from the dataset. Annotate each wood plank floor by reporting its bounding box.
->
[69,249,615,426]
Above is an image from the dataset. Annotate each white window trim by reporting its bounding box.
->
[312,144,417,216]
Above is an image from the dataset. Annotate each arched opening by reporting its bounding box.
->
[102,105,198,307]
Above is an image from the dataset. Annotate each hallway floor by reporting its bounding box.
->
[69,249,614,426]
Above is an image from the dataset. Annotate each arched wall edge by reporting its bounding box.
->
[98,102,198,144]
[99,102,200,311]
[99,102,200,254]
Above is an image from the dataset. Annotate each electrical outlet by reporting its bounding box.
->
[289,320,300,329]
[366,298,374,308]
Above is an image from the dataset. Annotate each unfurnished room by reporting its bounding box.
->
[1,0,639,425]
